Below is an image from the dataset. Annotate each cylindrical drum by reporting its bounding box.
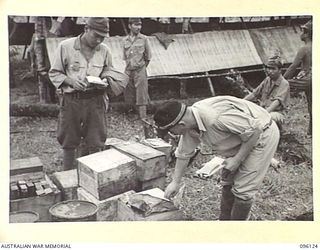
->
[49,200,98,222]
[9,211,39,223]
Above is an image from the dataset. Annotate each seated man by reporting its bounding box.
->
[244,55,290,129]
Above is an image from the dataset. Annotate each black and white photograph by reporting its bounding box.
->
[7,15,313,224]
[2,0,320,245]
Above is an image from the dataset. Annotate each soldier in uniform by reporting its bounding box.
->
[123,18,152,119]
[153,96,280,220]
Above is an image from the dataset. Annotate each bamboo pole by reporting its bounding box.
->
[179,79,188,99]
[148,68,266,80]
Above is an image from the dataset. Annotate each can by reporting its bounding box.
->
[9,211,39,223]
[49,200,98,222]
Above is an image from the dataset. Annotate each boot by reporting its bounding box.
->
[63,148,76,171]
[230,197,253,220]
[138,105,147,120]
[219,185,235,220]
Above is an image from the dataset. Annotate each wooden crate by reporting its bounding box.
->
[117,199,184,221]
[141,138,172,161]
[110,141,167,181]
[138,176,166,191]
[77,187,135,221]
[51,169,79,200]
[117,188,185,221]
[10,171,44,184]
[77,148,138,200]
[10,175,61,222]
[10,157,43,176]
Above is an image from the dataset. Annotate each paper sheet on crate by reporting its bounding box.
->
[139,188,170,201]
[128,188,181,216]
[195,156,225,179]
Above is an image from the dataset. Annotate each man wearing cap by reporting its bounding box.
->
[284,20,312,135]
[49,17,113,170]
[154,96,280,220]
[122,18,152,119]
[244,55,290,129]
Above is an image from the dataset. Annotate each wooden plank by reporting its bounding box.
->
[110,141,167,181]
[77,149,138,200]
[51,169,79,200]
[77,187,135,221]
[10,171,44,183]
[10,157,43,176]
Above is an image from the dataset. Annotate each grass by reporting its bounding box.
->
[9,58,313,221]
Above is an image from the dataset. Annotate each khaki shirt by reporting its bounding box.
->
[252,75,290,111]
[175,96,272,159]
[123,33,152,70]
[49,34,113,93]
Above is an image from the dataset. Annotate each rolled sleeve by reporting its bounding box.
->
[251,79,266,98]
[100,47,114,77]
[48,43,67,89]
[175,133,200,159]
[272,81,290,109]
[216,109,262,142]
[144,38,152,62]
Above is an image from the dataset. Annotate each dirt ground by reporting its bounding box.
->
[9,57,313,221]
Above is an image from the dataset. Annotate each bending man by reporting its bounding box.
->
[154,96,280,220]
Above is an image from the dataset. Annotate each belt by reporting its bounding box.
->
[64,90,104,99]
[262,119,273,131]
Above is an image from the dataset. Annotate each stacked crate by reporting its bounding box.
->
[10,157,61,222]
[76,148,138,221]
[77,139,170,221]
[106,139,168,191]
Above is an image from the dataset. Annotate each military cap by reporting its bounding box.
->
[265,55,283,69]
[128,18,142,24]
[153,101,187,133]
[86,17,109,37]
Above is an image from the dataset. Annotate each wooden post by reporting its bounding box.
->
[34,17,56,104]
[179,79,188,99]
[205,72,215,96]
[120,18,128,36]
[239,17,248,29]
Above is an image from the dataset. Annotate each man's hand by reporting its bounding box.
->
[223,156,242,173]
[164,181,180,200]
[65,77,87,91]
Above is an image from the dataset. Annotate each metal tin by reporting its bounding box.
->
[49,200,98,222]
[9,211,39,223]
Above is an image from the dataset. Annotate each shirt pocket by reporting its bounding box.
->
[69,61,83,72]
[68,61,86,79]
[133,44,145,54]
[88,64,104,77]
